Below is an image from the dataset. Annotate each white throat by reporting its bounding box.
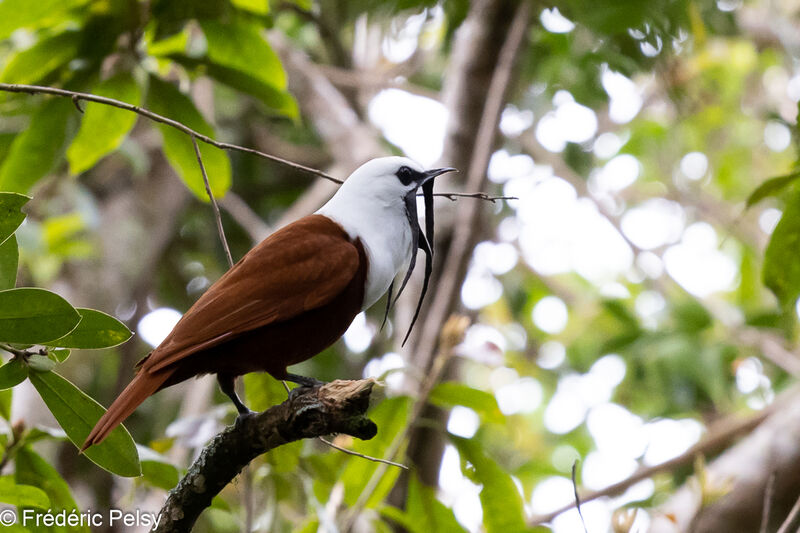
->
[316,187,413,310]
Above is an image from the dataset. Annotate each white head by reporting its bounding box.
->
[333,156,454,205]
[316,156,456,314]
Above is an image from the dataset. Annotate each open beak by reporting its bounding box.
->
[419,167,457,185]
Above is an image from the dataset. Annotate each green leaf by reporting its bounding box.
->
[168,54,298,117]
[764,190,800,309]
[671,300,713,333]
[0,475,49,509]
[242,373,303,472]
[243,371,288,411]
[0,31,81,84]
[142,459,180,491]
[150,0,230,41]
[27,354,56,372]
[230,0,269,14]
[380,507,416,532]
[15,446,90,533]
[66,73,143,174]
[49,349,71,363]
[205,62,297,117]
[0,389,11,420]
[453,437,527,533]
[45,308,132,349]
[22,426,68,444]
[138,446,180,490]
[0,0,88,40]
[147,28,190,56]
[0,235,18,290]
[565,0,664,36]
[430,382,503,424]
[0,359,27,390]
[285,0,312,9]
[0,98,76,194]
[200,20,287,90]
[341,397,410,508]
[380,474,467,533]
[0,288,81,344]
[0,192,29,245]
[406,474,467,533]
[746,171,800,209]
[147,76,231,201]
[43,212,93,259]
[28,371,141,477]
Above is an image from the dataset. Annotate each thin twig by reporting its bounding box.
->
[317,436,408,470]
[0,426,21,473]
[71,95,84,114]
[529,396,783,526]
[0,83,341,183]
[0,82,510,203]
[423,192,517,203]
[572,461,589,533]
[760,470,777,533]
[776,492,800,533]
[279,382,403,469]
[190,133,233,268]
[0,343,27,357]
[0,344,46,358]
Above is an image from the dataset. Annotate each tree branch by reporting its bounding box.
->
[0,83,508,203]
[191,133,233,268]
[155,379,379,533]
[0,83,340,183]
[529,386,800,527]
[317,436,408,470]
[651,386,800,533]
[776,494,800,533]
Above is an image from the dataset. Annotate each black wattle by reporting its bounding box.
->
[394,188,436,346]
[395,191,420,304]
[402,234,432,347]
[422,180,435,256]
[380,280,394,331]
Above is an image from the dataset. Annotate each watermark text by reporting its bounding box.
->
[0,509,162,530]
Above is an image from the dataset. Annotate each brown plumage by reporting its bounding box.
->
[82,214,368,450]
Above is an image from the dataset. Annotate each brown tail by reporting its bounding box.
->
[81,370,172,451]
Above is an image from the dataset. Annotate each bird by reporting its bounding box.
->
[82,157,456,450]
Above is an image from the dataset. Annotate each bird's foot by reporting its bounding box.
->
[284,373,326,401]
[234,409,257,426]
[284,373,326,389]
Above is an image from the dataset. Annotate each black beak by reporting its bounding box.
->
[419,167,457,185]
[380,165,458,346]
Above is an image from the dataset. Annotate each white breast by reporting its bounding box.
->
[317,196,412,310]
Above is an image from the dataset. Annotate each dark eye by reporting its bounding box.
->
[397,166,413,184]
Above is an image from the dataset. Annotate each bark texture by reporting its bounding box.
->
[155,379,378,533]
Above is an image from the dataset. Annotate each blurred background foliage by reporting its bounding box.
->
[0,0,799,531]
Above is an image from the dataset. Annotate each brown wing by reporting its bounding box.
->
[142,215,360,373]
